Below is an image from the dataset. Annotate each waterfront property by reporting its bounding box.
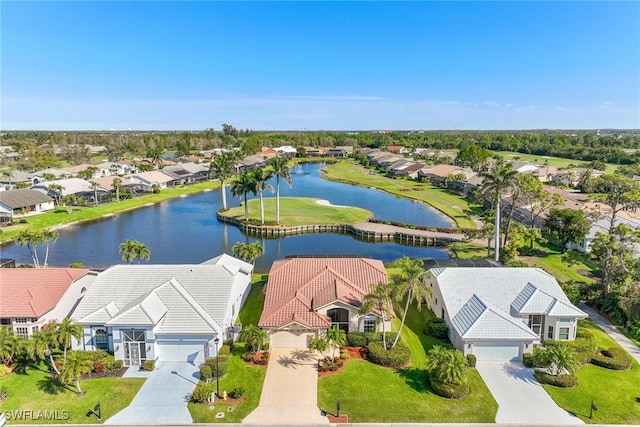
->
[71,254,253,366]
[0,268,97,338]
[259,256,392,348]
[427,267,587,361]
[0,188,54,224]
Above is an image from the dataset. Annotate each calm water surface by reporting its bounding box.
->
[0,163,451,271]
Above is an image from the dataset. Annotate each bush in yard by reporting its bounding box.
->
[428,373,470,399]
[242,352,253,362]
[191,384,211,403]
[340,348,350,360]
[114,360,124,369]
[466,354,476,368]
[204,357,228,376]
[142,360,155,371]
[367,341,410,367]
[230,387,245,399]
[346,332,367,347]
[523,353,534,368]
[199,365,212,381]
[364,331,398,345]
[533,371,578,388]
[218,345,231,356]
[590,347,632,370]
[424,318,448,339]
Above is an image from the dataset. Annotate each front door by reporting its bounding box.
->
[129,343,140,366]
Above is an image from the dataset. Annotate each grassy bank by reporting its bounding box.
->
[320,160,477,229]
[0,181,221,244]
[221,197,372,226]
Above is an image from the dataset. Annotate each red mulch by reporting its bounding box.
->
[215,396,245,404]
[318,347,365,377]
[327,414,349,423]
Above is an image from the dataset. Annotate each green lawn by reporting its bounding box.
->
[221,197,372,226]
[321,160,478,229]
[450,241,490,260]
[0,362,144,424]
[521,241,598,283]
[238,276,266,327]
[0,181,221,244]
[494,151,619,173]
[188,350,267,423]
[541,319,640,424]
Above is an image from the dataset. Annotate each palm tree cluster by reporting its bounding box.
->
[14,228,58,267]
[118,239,151,264]
[426,345,469,385]
[242,324,269,353]
[533,343,579,376]
[231,241,264,264]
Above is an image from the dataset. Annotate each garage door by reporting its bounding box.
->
[270,329,314,348]
[473,342,521,361]
[156,339,208,363]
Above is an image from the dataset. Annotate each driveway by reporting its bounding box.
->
[243,348,328,425]
[580,302,640,364]
[476,361,584,424]
[105,361,199,424]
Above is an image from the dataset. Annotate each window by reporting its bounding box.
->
[32,326,40,333]
[363,318,376,333]
[14,318,28,324]
[559,327,570,340]
[327,308,350,333]
[528,315,543,339]
[547,325,554,339]
[94,329,109,350]
[1,318,10,325]
[16,327,28,338]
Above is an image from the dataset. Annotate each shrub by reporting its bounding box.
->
[204,357,228,376]
[191,384,211,403]
[0,365,11,376]
[364,331,398,345]
[523,353,534,368]
[340,349,350,360]
[142,360,155,371]
[229,387,245,399]
[367,341,410,367]
[428,373,470,399]
[466,354,476,368]
[346,332,367,347]
[533,371,578,388]
[575,351,592,365]
[199,365,212,380]
[590,347,632,370]
[218,345,231,356]
[242,352,253,362]
[114,360,124,369]
[424,318,448,339]
[205,355,229,367]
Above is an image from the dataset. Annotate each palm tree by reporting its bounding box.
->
[147,146,165,169]
[41,228,58,267]
[426,345,468,385]
[90,181,100,207]
[534,344,579,376]
[359,283,393,349]
[47,183,64,206]
[56,319,83,363]
[0,328,22,364]
[325,325,346,359]
[15,229,42,267]
[242,324,269,352]
[270,157,292,224]
[60,194,77,214]
[479,160,518,262]
[78,166,98,181]
[252,167,274,224]
[389,257,432,348]
[112,177,122,203]
[231,241,264,264]
[28,328,60,375]
[230,170,256,221]
[309,336,329,357]
[119,239,151,264]
[60,350,92,394]
[210,152,236,210]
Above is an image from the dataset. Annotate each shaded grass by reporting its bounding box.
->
[238,276,266,327]
[0,362,144,424]
[450,241,489,260]
[321,160,478,229]
[222,197,372,226]
[541,319,640,424]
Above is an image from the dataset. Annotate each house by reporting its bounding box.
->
[129,170,176,189]
[418,164,471,186]
[61,164,99,179]
[325,146,353,157]
[31,178,112,205]
[0,268,96,338]
[427,267,587,361]
[567,213,640,254]
[386,145,408,154]
[551,168,605,187]
[274,146,299,156]
[71,256,253,366]
[162,162,209,184]
[258,257,391,348]
[0,170,41,190]
[0,189,54,224]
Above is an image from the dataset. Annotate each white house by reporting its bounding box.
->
[567,213,640,254]
[427,267,587,361]
[71,256,253,366]
[0,189,54,223]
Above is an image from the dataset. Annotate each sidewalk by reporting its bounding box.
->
[579,303,640,364]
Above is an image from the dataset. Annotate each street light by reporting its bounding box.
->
[214,337,220,398]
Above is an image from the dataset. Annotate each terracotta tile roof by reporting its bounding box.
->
[259,258,387,329]
[0,268,90,318]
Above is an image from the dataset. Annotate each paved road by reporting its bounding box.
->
[579,303,640,364]
[243,348,328,425]
[105,361,198,424]
[476,361,584,425]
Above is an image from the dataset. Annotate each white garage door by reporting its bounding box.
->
[473,342,521,361]
[156,339,208,363]
[270,329,314,348]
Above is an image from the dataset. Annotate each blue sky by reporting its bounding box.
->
[2,1,639,131]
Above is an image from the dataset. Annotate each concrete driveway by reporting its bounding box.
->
[476,361,584,424]
[105,361,199,424]
[243,348,328,425]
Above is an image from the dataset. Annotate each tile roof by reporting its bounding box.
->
[0,268,91,317]
[259,257,388,329]
[0,189,53,209]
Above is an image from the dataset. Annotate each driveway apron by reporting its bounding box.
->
[476,361,584,424]
[105,361,199,424]
[243,348,328,425]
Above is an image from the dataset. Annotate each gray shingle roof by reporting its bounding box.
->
[0,189,52,209]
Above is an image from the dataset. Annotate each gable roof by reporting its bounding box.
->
[202,253,253,275]
[259,257,388,329]
[131,171,174,184]
[0,189,53,209]
[71,263,248,334]
[0,268,92,318]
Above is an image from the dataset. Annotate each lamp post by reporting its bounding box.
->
[214,337,220,398]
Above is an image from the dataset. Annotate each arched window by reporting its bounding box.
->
[327,308,350,333]
[94,329,108,350]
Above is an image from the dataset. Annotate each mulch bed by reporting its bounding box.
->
[318,347,365,377]
[327,414,349,423]
[81,367,128,380]
[215,395,245,404]
[244,351,270,367]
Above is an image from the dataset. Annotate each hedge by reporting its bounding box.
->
[199,365,212,380]
[466,354,476,368]
[204,356,229,376]
[424,318,448,339]
[533,371,578,388]
[590,347,632,371]
[346,332,368,347]
[367,341,411,367]
[364,331,398,345]
[218,345,231,356]
[428,373,470,399]
[141,359,155,371]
